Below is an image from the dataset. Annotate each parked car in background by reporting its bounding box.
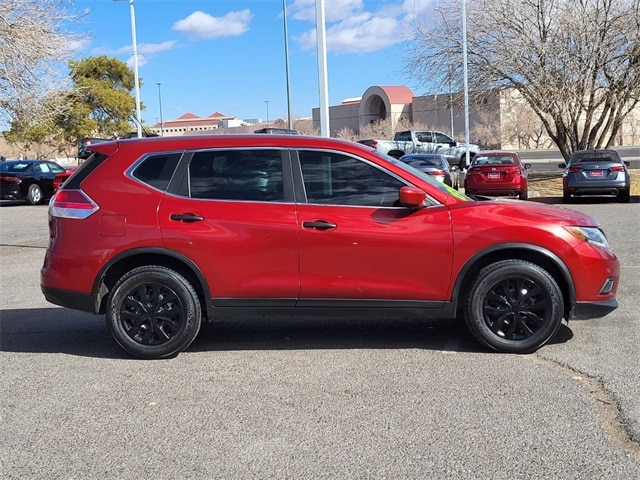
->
[398,153,454,187]
[559,149,631,203]
[358,130,479,169]
[53,166,78,193]
[42,135,620,359]
[0,160,67,204]
[254,128,301,135]
[464,151,531,200]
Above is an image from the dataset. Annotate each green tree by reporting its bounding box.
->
[5,56,141,158]
[60,55,140,140]
[407,0,640,159]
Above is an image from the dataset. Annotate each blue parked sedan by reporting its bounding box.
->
[559,149,631,203]
[0,160,68,205]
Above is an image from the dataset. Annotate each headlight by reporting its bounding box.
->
[565,226,610,249]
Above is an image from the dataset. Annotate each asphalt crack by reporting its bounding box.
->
[529,354,640,462]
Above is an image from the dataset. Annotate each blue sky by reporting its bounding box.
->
[71,0,433,126]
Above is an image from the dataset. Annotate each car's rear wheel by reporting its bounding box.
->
[106,266,201,359]
[465,260,564,353]
[519,188,528,200]
[618,190,630,203]
[27,184,42,205]
[562,191,572,203]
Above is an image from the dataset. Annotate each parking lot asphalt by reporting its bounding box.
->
[1,198,639,479]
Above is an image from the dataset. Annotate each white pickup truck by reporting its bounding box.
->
[358,130,479,168]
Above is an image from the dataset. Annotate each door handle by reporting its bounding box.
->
[302,220,337,230]
[170,213,204,223]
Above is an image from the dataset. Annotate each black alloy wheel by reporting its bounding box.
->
[106,266,201,359]
[465,260,564,353]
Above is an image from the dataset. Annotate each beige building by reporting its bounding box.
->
[149,85,638,149]
[313,85,639,149]
[151,112,241,137]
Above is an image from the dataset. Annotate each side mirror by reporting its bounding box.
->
[399,186,427,209]
[558,163,567,168]
[524,163,532,169]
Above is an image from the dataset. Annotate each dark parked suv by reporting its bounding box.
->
[41,135,620,359]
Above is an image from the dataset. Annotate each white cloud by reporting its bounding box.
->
[172,10,252,39]
[290,0,422,54]
[289,0,365,22]
[108,41,177,68]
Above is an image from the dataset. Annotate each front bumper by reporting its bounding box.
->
[570,299,618,320]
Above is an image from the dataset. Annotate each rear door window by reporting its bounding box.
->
[187,149,284,202]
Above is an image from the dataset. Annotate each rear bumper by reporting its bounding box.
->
[41,285,99,314]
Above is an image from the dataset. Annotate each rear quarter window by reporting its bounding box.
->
[132,153,182,191]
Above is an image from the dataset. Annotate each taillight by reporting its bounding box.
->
[611,165,626,172]
[0,175,20,183]
[50,190,99,219]
[427,170,446,177]
[467,169,481,176]
[371,140,377,148]
[568,166,582,173]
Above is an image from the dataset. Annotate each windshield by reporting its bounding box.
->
[372,151,470,201]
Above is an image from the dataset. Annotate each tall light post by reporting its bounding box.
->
[157,82,164,136]
[462,0,470,169]
[114,0,142,138]
[315,0,330,137]
[264,100,270,126]
[282,0,292,129]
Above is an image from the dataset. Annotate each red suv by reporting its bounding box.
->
[41,135,620,359]
[464,151,531,199]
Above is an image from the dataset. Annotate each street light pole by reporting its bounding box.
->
[157,82,164,136]
[114,0,142,138]
[265,100,270,126]
[462,0,470,168]
[283,0,292,130]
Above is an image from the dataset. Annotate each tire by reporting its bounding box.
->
[464,260,564,353]
[106,266,202,359]
[618,190,630,203]
[562,191,572,203]
[27,184,43,205]
[519,189,528,200]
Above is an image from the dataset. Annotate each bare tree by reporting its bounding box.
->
[0,0,86,126]
[407,0,640,159]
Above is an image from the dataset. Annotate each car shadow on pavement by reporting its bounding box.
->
[0,308,574,358]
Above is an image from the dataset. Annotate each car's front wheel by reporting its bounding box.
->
[465,260,564,353]
[106,266,202,359]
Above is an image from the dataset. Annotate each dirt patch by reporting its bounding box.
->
[529,169,640,197]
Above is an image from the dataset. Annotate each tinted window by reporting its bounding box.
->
[415,132,433,143]
[48,163,67,173]
[299,151,405,207]
[188,149,284,201]
[434,132,454,144]
[132,153,181,191]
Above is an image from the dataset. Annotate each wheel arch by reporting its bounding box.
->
[451,243,575,318]
[92,247,214,319]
